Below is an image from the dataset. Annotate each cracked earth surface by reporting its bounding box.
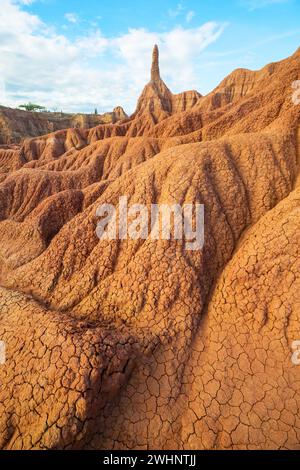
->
[0,46,300,449]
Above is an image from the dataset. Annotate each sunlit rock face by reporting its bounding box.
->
[0,46,300,450]
[0,105,128,145]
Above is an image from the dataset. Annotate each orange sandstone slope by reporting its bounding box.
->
[0,45,300,450]
[0,104,128,145]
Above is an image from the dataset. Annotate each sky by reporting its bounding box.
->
[0,0,299,114]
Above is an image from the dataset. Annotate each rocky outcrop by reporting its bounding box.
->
[0,45,300,450]
[151,44,161,82]
[133,45,202,129]
[0,105,128,145]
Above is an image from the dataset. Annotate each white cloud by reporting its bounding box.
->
[0,0,226,114]
[112,24,226,92]
[16,0,36,4]
[240,0,289,10]
[65,13,79,24]
[168,3,184,18]
[186,11,195,23]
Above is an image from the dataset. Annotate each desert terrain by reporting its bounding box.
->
[0,105,127,145]
[0,45,300,450]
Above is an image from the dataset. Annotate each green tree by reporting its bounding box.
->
[19,103,46,112]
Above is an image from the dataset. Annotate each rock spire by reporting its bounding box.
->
[151,44,160,82]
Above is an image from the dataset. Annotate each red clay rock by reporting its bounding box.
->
[0,45,300,450]
[0,105,128,145]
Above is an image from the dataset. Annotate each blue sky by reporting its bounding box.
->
[0,0,299,113]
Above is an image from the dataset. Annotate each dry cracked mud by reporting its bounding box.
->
[0,45,300,450]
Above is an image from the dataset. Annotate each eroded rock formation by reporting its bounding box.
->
[0,45,300,450]
[0,105,128,145]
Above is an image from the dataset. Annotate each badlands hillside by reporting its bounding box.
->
[0,105,128,145]
[0,45,300,450]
